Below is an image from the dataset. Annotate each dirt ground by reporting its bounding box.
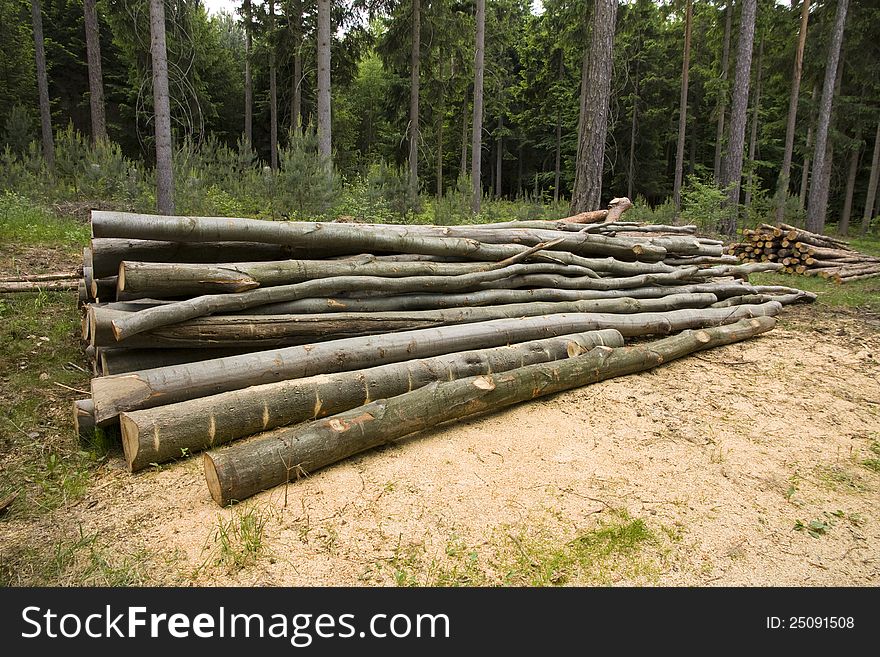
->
[1,297,879,586]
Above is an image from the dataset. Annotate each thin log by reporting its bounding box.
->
[0,280,80,293]
[91,302,782,422]
[116,259,602,298]
[91,211,666,263]
[203,316,777,505]
[92,294,718,349]
[121,329,625,471]
[0,272,80,282]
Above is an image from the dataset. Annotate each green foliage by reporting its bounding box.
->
[3,105,35,155]
[277,126,339,219]
[679,175,731,234]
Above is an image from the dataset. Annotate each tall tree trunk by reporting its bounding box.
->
[799,85,818,211]
[806,0,849,234]
[775,0,810,222]
[83,0,106,142]
[554,54,564,204]
[744,35,764,212]
[460,87,468,179]
[30,0,54,170]
[713,1,733,183]
[268,0,278,169]
[316,0,332,160]
[408,0,421,198]
[720,0,757,237]
[838,127,862,236]
[290,0,302,132]
[495,115,503,199]
[673,0,693,215]
[436,111,444,198]
[517,143,523,198]
[470,0,485,213]
[862,120,880,235]
[570,0,617,213]
[149,0,174,214]
[244,0,253,144]
[627,56,639,201]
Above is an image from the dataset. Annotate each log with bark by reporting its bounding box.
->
[203,316,776,505]
[90,302,782,422]
[120,329,625,471]
[90,293,718,349]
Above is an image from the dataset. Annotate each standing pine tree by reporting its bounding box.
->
[316,0,332,161]
[30,0,54,170]
[150,0,174,214]
[470,0,485,213]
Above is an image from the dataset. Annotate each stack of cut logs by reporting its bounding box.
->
[72,203,817,506]
[728,223,880,282]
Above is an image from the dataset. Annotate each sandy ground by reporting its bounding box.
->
[1,303,879,586]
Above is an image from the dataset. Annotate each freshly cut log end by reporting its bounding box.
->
[204,452,230,506]
[74,399,96,441]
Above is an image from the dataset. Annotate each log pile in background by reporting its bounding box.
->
[71,205,817,505]
[728,222,880,282]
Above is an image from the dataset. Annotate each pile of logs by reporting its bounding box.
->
[73,207,817,506]
[728,223,880,282]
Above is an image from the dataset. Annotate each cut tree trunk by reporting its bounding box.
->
[203,316,777,505]
[91,212,666,263]
[89,238,322,279]
[0,280,80,293]
[116,258,601,298]
[100,346,259,375]
[91,302,782,422]
[121,329,625,471]
[93,293,718,349]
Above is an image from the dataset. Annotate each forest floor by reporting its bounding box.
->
[1,210,879,587]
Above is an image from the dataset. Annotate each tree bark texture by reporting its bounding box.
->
[244,0,253,142]
[775,0,810,222]
[713,0,733,182]
[316,0,332,160]
[30,0,54,170]
[806,0,849,234]
[570,0,617,213]
[92,294,718,349]
[149,0,175,214]
[203,317,777,505]
[290,0,302,131]
[121,329,624,471]
[90,302,782,422]
[720,0,757,236]
[409,0,420,198]
[471,0,485,213]
[673,0,692,214]
[83,0,107,142]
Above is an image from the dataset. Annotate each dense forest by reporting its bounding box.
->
[1,0,879,235]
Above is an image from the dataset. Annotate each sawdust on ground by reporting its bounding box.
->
[1,304,879,586]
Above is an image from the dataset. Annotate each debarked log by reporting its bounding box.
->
[120,329,625,471]
[203,316,777,505]
[91,302,782,422]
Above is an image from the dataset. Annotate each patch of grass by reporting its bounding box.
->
[0,292,103,518]
[0,526,150,586]
[501,510,658,586]
[814,464,868,493]
[862,442,880,473]
[750,272,880,311]
[206,504,271,571]
[0,192,89,248]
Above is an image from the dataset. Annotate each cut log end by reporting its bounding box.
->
[694,330,712,344]
[119,414,140,471]
[203,452,227,506]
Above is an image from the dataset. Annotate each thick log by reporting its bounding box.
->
[121,329,625,471]
[0,280,80,293]
[90,238,329,278]
[92,293,718,349]
[117,259,602,298]
[91,302,782,422]
[661,255,740,266]
[710,291,816,307]
[100,347,260,375]
[203,316,777,505]
[77,280,88,308]
[91,211,667,264]
[91,276,117,301]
